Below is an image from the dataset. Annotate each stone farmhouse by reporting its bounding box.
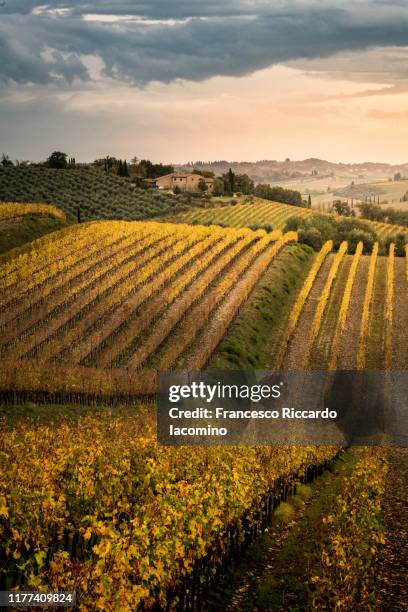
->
[152,172,215,193]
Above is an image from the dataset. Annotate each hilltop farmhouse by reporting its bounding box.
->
[151,172,215,193]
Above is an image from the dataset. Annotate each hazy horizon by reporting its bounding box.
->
[4,153,408,167]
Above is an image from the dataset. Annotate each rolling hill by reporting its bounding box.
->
[0,166,191,222]
[176,158,408,184]
[0,220,296,400]
[0,217,406,402]
[171,197,408,243]
[1,217,406,609]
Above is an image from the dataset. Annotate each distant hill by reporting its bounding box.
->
[176,158,408,184]
[0,166,190,222]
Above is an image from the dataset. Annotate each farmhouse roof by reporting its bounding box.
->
[155,172,214,181]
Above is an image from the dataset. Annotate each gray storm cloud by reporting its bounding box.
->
[0,1,408,86]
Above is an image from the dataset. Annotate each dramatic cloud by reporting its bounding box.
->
[2,1,408,163]
[288,46,408,85]
[1,1,408,86]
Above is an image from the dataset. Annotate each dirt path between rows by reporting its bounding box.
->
[391,257,408,369]
[208,451,354,612]
[366,257,387,369]
[337,255,370,369]
[222,476,331,611]
[283,255,333,369]
[311,255,352,368]
[378,448,408,611]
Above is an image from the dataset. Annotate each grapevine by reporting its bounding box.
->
[174,198,405,241]
[385,243,395,369]
[0,201,66,220]
[304,242,348,367]
[311,448,388,610]
[0,411,338,610]
[274,240,333,368]
[183,232,298,369]
[356,243,379,370]
[328,241,363,370]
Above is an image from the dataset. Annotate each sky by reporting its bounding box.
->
[1,1,408,164]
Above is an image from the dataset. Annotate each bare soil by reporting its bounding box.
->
[311,254,352,369]
[283,254,333,369]
[366,257,387,369]
[391,258,408,368]
[337,255,370,369]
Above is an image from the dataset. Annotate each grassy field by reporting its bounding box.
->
[0,215,68,254]
[335,178,408,207]
[267,172,383,211]
[0,203,70,254]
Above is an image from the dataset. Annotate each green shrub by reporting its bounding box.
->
[384,232,408,256]
[283,216,305,232]
[298,226,324,251]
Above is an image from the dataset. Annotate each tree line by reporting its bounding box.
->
[332,200,408,229]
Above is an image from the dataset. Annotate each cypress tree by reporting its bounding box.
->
[228,168,235,194]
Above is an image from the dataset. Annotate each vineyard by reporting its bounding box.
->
[2,0,408,601]
[0,410,342,609]
[0,166,194,222]
[172,198,311,230]
[0,202,66,221]
[0,216,406,395]
[0,220,296,400]
[210,237,407,374]
[0,211,407,609]
[172,197,407,243]
[271,241,407,371]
